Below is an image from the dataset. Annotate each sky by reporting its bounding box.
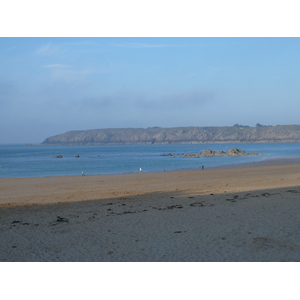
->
[1,36,300,143]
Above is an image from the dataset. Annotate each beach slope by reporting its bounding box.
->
[1,163,300,261]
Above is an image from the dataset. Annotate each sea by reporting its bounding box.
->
[1,143,300,179]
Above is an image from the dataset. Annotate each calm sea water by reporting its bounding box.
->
[1,143,300,178]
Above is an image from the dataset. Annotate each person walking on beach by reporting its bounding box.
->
[202,165,204,170]
[82,171,85,176]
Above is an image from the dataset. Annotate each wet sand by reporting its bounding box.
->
[1,159,300,261]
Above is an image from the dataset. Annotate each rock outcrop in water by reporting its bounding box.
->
[41,124,300,145]
[183,148,258,158]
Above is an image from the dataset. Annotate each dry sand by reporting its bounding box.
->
[1,160,300,261]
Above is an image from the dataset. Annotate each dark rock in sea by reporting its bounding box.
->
[75,154,80,157]
[161,153,175,157]
[226,148,247,156]
[183,153,197,158]
[183,148,259,158]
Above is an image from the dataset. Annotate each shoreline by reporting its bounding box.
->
[119,155,300,174]
[1,157,300,208]
[199,156,300,170]
[2,155,300,180]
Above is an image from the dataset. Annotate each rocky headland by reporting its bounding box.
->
[41,124,300,145]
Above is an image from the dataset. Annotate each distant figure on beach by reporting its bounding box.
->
[202,165,204,170]
[82,171,85,176]
[140,168,142,172]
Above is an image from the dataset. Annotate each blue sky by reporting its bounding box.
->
[1,37,300,143]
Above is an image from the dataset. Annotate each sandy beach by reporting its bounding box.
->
[1,159,300,262]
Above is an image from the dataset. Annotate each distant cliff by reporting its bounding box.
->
[41,124,300,145]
